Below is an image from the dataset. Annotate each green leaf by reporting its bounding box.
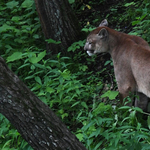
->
[45,39,61,44]
[21,0,34,8]
[132,21,140,26]
[11,16,21,22]
[93,103,112,116]
[101,90,119,100]
[71,101,80,107]
[0,24,14,33]
[76,133,83,141]
[81,27,96,32]
[124,2,136,7]
[104,60,111,66]
[7,52,23,63]
[35,76,42,85]
[119,106,131,110]
[67,40,85,52]
[81,102,88,109]
[68,0,75,4]
[133,107,143,113]
[6,1,19,9]
[29,51,46,64]
[46,87,55,94]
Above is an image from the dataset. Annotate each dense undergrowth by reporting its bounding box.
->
[1,0,150,149]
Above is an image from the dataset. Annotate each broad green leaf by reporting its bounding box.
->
[93,103,112,116]
[132,21,140,26]
[11,16,21,22]
[7,52,23,63]
[68,0,75,4]
[133,107,143,113]
[35,76,42,85]
[0,24,14,33]
[6,1,19,9]
[33,34,40,39]
[38,50,46,60]
[29,51,46,64]
[76,133,83,141]
[101,90,119,100]
[21,0,34,8]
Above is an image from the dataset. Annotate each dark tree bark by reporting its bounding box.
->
[34,0,83,55]
[0,57,87,150]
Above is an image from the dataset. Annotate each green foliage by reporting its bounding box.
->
[101,90,119,100]
[129,1,150,43]
[0,0,44,63]
[68,40,85,52]
[1,0,150,149]
[77,105,150,150]
[0,114,32,150]
[45,38,61,44]
[0,0,43,148]
[81,26,96,33]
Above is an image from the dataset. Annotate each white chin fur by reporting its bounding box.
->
[87,51,94,56]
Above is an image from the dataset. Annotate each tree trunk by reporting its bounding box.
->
[0,57,87,150]
[34,0,83,55]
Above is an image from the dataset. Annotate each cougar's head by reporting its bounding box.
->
[84,28,109,56]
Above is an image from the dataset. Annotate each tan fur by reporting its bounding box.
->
[98,19,150,110]
[99,19,150,50]
[84,26,150,105]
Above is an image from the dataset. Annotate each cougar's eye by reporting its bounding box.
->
[89,42,92,44]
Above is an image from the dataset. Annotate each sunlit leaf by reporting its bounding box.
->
[7,52,23,63]
[86,4,91,9]
[29,51,46,64]
[76,133,83,141]
[124,2,136,7]
[101,90,119,100]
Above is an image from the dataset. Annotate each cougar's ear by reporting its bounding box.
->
[99,19,108,27]
[98,28,108,39]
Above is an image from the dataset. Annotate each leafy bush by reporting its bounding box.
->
[129,1,150,43]
[77,104,150,150]
[0,0,44,71]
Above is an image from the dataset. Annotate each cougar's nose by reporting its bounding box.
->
[84,45,87,51]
